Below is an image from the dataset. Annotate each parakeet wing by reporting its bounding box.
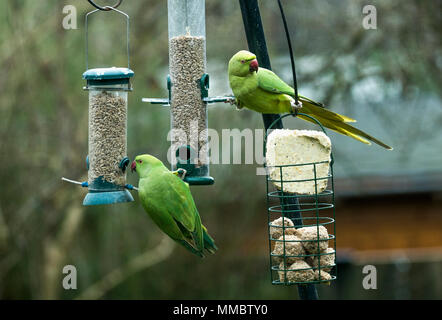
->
[161,172,204,251]
[257,68,323,106]
[257,68,295,96]
[257,68,357,123]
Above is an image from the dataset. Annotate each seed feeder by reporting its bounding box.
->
[143,0,231,185]
[63,5,135,206]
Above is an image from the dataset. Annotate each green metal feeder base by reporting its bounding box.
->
[183,176,214,186]
[83,189,134,206]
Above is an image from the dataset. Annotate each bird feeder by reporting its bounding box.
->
[82,7,134,206]
[168,0,211,185]
[143,0,231,185]
[265,113,337,285]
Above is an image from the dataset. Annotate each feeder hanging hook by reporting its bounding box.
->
[85,4,131,70]
[87,0,123,11]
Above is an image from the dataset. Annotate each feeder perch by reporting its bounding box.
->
[142,0,232,185]
[81,7,134,206]
[265,113,337,285]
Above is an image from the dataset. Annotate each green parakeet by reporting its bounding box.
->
[228,50,393,150]
[131,154,217,257]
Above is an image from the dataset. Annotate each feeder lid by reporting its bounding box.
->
[83,67,134,80]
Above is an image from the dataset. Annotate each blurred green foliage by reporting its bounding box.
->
[0,0,440,299]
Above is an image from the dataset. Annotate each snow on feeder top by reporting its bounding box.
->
[82,7,134,206]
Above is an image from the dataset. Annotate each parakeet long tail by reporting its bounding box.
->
[300,97,356,123]
[202,226,218,255]
[178,226,217,258]
[178,239,205,258]
[298,101,393,150]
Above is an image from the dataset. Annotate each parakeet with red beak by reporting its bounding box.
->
[131,154,217,257]
[228,50,392,149]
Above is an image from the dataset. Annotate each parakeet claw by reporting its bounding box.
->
[224,97,243,110]
[290,99,302,115]
[225,97,237,105]
[177,168,187,180]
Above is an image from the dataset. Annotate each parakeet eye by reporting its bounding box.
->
[241,60,245,64]
[137,160,142,164]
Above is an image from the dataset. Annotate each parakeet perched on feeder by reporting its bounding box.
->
[131,154,217,257]
[228,50,393,150]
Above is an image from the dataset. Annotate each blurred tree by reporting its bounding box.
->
[0,0,440,299]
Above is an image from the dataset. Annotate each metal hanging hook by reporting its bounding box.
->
[85,6,130,70]
[87,0,123,11]
[277,0,299,105]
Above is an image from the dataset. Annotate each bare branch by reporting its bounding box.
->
[76,236,175,300]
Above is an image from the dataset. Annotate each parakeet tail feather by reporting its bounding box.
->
[298,114,393,150]
[202,227,218,255]
[300,98,356,123]
[177,240,205,258]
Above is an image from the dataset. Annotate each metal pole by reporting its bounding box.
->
[239,0,319,300]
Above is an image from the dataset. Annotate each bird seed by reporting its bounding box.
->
[169,34,208,166]
[88,91,127,186]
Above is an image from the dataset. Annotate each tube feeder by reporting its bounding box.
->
[143,0,232,186]
[82,8,134,206]
[83,66,134,206]
[62,6,135,206]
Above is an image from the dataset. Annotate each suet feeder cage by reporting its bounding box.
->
[265,113,337,285]
[143,0,231,185]
[81,7,134,206]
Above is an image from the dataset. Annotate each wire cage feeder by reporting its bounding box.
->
[265,113,337,285]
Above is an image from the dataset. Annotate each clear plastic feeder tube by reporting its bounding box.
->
[83,68,134,205]
[89,86,127,186]
[168,0,212,184]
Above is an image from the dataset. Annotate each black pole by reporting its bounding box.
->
[239,0,319,300]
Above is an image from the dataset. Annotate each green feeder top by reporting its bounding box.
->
[83,67,134,80]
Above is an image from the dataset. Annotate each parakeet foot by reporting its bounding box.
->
[173,168,187,180]
[290,99,303,116]
[225,97,243,110]
[224,97,236,105]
